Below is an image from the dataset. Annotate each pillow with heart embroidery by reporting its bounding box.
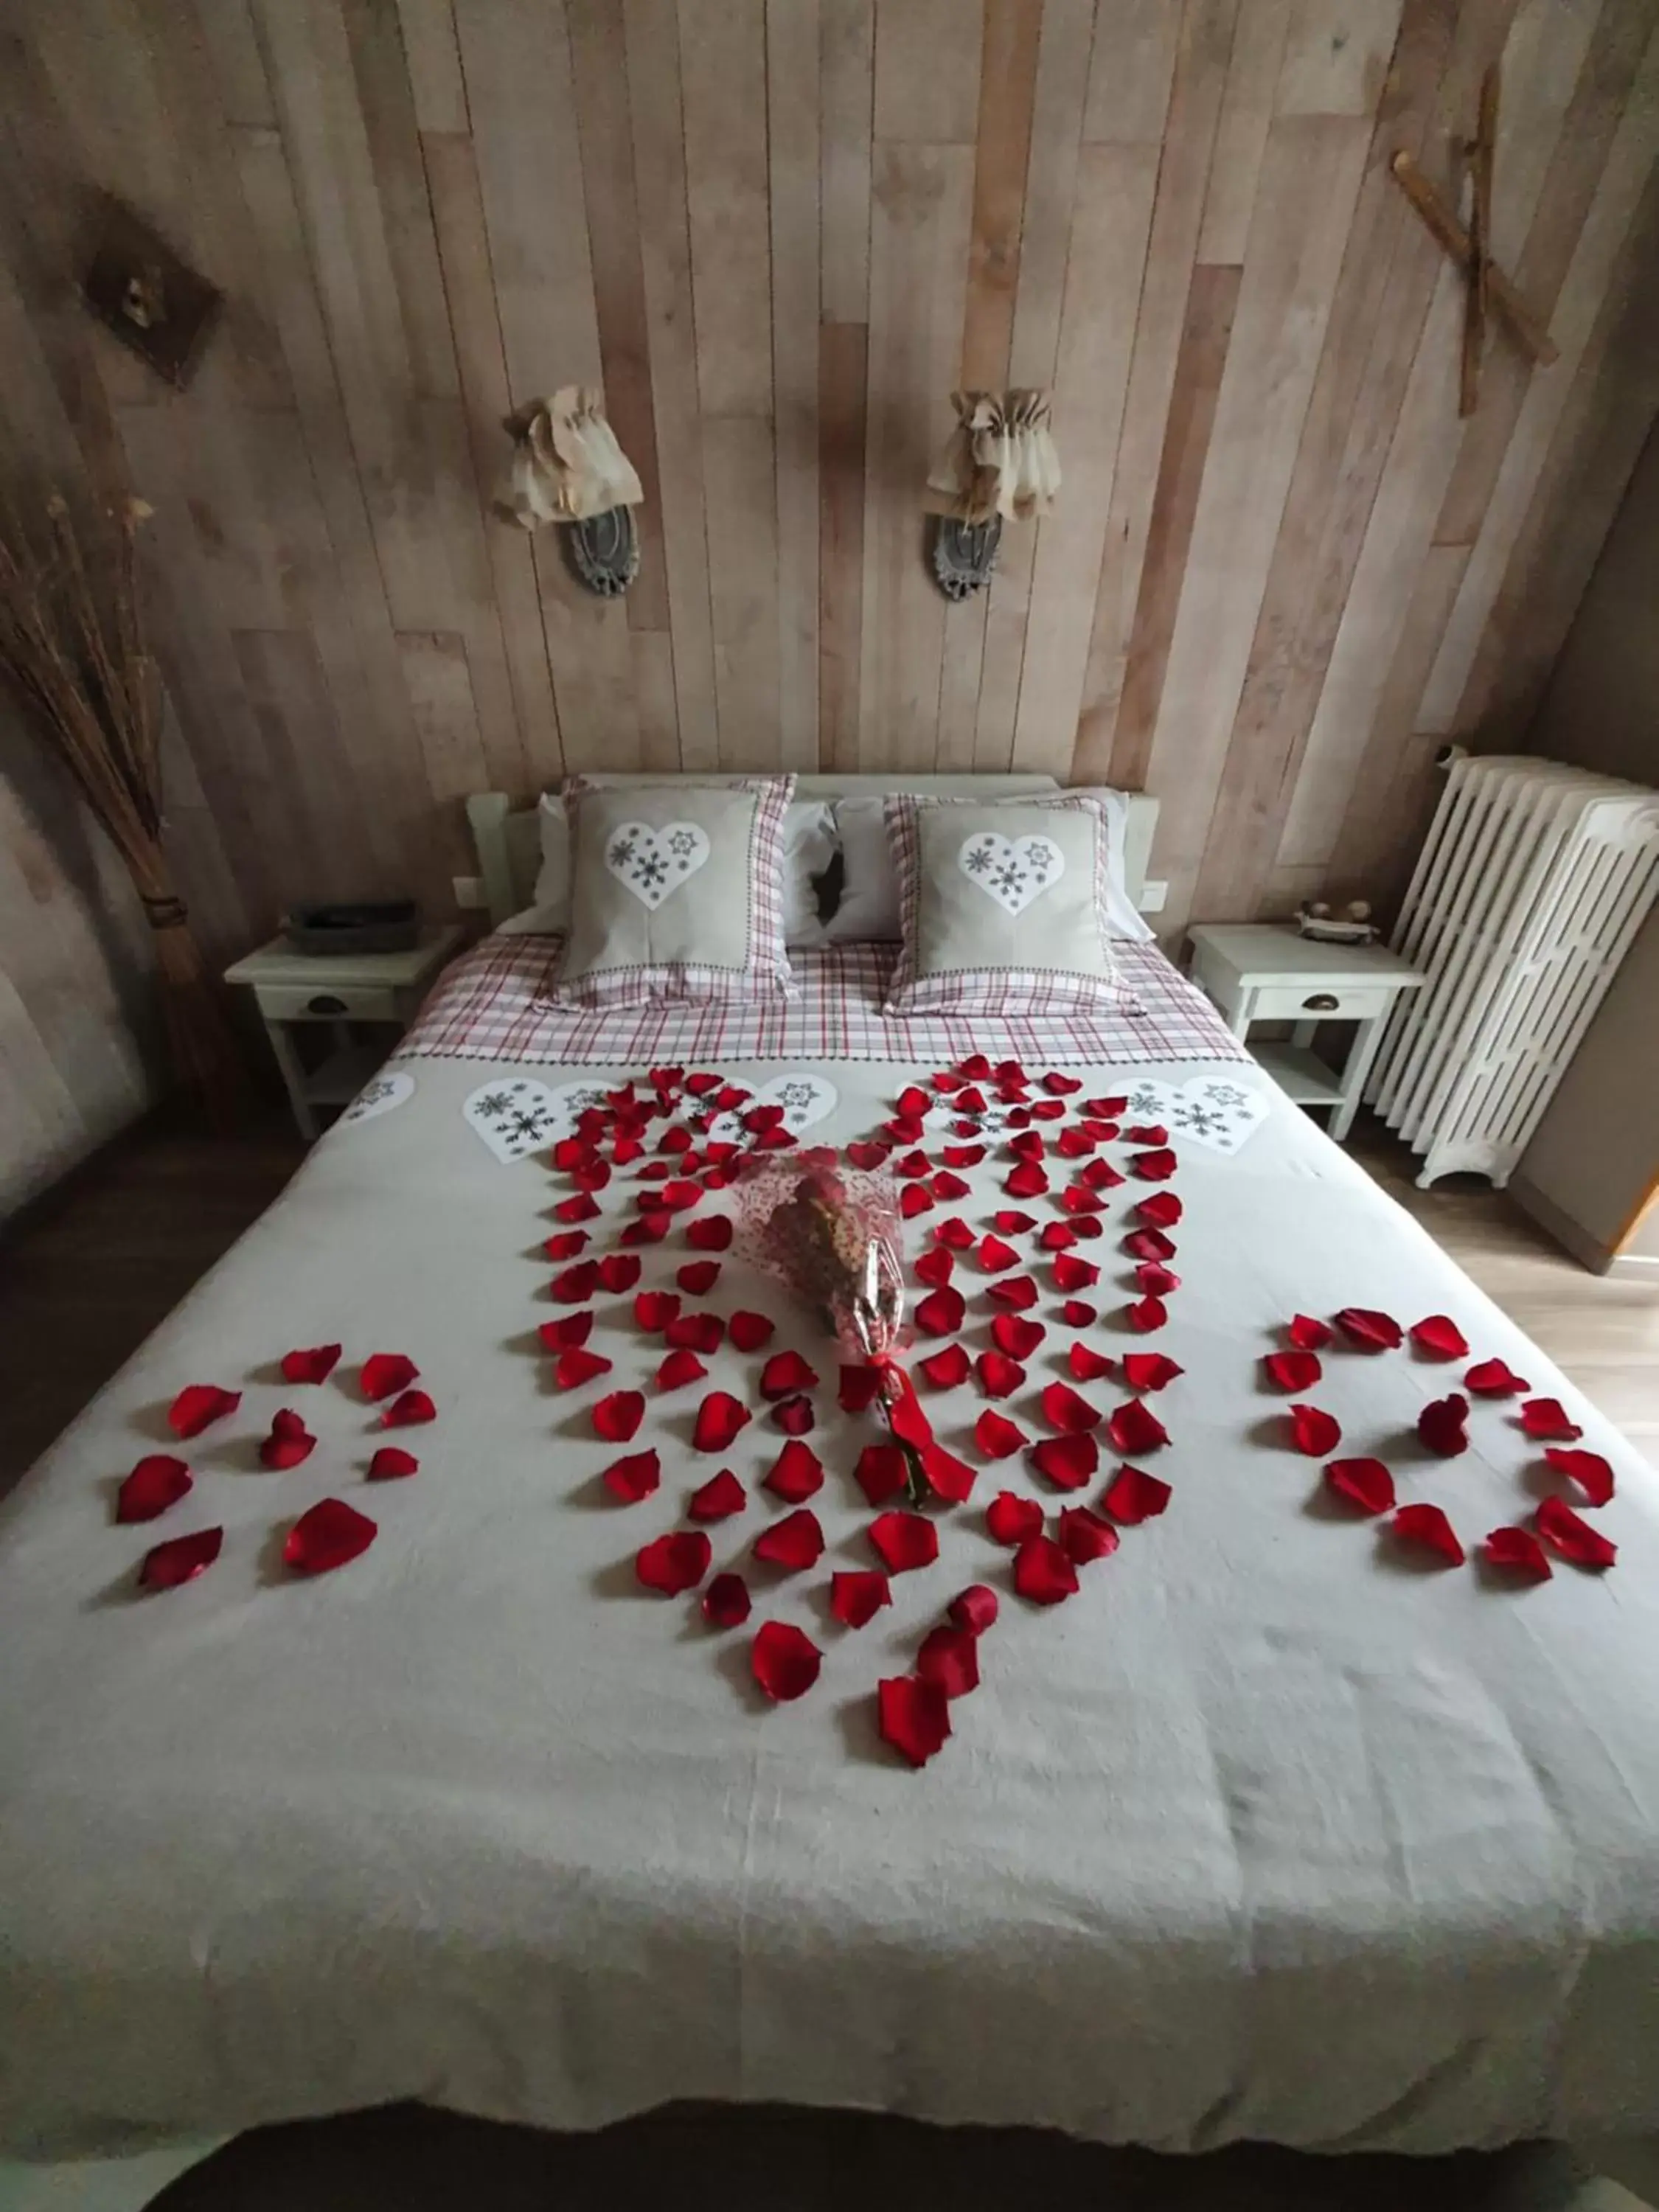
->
[882,793,1120,1017]
[546,776,796,1010]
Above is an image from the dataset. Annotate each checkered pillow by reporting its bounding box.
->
[543,776,796,1009]
[883,793,1121,1016]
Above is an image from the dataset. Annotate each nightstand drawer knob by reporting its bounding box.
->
[306,992,349,1015]
[1301,992,1341,1012]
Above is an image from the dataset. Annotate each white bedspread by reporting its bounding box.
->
[2,1040,1658,2164]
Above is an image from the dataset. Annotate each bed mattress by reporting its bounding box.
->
[1,937,1656,2163]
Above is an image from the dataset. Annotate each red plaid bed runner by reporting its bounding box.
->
[400,936,1248,1068]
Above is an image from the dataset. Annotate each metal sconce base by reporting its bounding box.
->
[563,506,641,597]
[931,514,1003,601]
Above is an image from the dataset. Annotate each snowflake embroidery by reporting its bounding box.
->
[992,862,1026,899]
[476,1091,515,1119]
[667,827,699,858]
[510,1107,552,1141]
[1201,1082,1253,1112]
[634,852,668,890]
[1126,1084,1165,1118]
[1174,1102,1231,1138]
[776,1079,821,1126]
[609,836,638,870]
[358,1079,393,1106]
[1026,841,1057,882]
[964,841,995,875]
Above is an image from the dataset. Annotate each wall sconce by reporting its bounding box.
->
[923,388,1061,601]
[496,386,644,597]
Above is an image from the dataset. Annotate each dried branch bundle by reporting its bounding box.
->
[0,482,246,1125]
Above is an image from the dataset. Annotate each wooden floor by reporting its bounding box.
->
[1,1106,1655,1503]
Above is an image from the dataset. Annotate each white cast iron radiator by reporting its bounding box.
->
[1367,754,1659,1189]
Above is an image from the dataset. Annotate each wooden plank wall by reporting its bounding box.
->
[1,0,1656,1212]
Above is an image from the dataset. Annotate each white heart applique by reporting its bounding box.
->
[1122,1076,1270,1155]
[605,821,710,909]
[958,831,1065,917]
[338,1068,414,1126]
[463,1077,569,1163]
[706,1071,839,1146]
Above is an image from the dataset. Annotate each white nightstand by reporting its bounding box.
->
[1187,924,1426,1141]
[225,926,464,1138]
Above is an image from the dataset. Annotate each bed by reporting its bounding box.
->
[2,775,1657,2201]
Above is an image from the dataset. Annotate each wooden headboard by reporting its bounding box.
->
[466,777,1160,929]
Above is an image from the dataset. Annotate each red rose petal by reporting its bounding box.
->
[1391,1502,1464,1567]
[728,1310,775,1353]
[1040,1380,1102,1434]
[1061,1187,1105,1218]
[1324,1457,1395,1514]
[855,1442,911,1506]
[987,1275,1040,1313]
[1103,1464,1171,1523]
[540,1312,594,1352]
[878,1674,952,1764]
[949,1584,998,1634]
[686,1215,733,1251]
[1263,1349,1322,1392]
[1052,1253,1100,1293]
[1080,1157,1124,1191]
[991,1210,1034,1235]
[832,1571,892,1629]
[1061,1298,1098,1328]
[935,1215,976,1250]
[754,1509,825,1571]
[1418,1392,1470,1456]
[167,1382,243,1437]
[1006,1130,1045,1162]
[368,1446,419,1481]
[1483,1526,1552,1580]
[894,1148,932,1180]
[1039,1222,1078,1252]
[1135,1263,1180,1296]
[1543,1446,1614,1508]
[992,1313,1045,1362]
[922,1440,975,1504]
[1084,1094,1127,1117]
[943,1144,985,1168]
[594,1390,647,1444]
[1005,1161,1049,1199]
[900,1184,936,1220]
[975,1410,1028,1460]
[285,1498,377,1576]
[1125,1295,1167,1333]
[869,1510,939,1573]
[603,1449,662,1503]
[689,1467,745,1520]
[666,1312,725,1355]
[1042,1072,1081,1095]
[914,1247,956,1290]
[1289,1402,1341,1455]
[917,1624,980,1698]
[634,1290,681,1333]
[1125,1122,1166,1145]
[1335,1307,1403,1352]
[259,1416,316,1469]
[554,1193,600,1224]
[116,1454,192,1523]
[897,1085,931,1118]
[570,1160,611,1193]
[678,1259,723,1295]
[636,1528,713,1595]
[764,1439,824,1503]
[1467,1356,1529,1397]
[1057,1127,1095,1160]
[1107,1399,1169,1455]
[1131,1147,1177,1181]
[1059,1504,1121,1562]
[1536,1495,1616,1569]
[760,1349,820,1399]
[543,1231,589,1261]
[1520,1397,1583,1442]
[1120,1352,1182,1392]
[655,1349,708,1392]
[975,1349,1026,1399]
[1124,1227,1177,1263]
[1068,1341,1113,1382]
[702,1571,751,1627]
[139,1526,223,1590]
[986,1489,1043,1544]
[380,1388,436,1429]
[1013,1534,1079,1604]
[976,1234,1019,1274]
[554,1347,613,1391]
[549,1263,599,1305]
[841,1365,883,1413]
[1287,1313,1332,1350]
[281,1343,342,1385]
[692,1391,751,1451]
[1029,1433,1098,1490]
[846,1140,890,1170]
[1134,1192,1183,1228]
[919,1343,971,1389]
[1410,1313,1469,1360]
[931,1170,971,1201]
[623,1213,671,1245]
[916,1287,967,1337]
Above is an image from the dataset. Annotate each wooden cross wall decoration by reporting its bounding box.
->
[1390,64,1559,416]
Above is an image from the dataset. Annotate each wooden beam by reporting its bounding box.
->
[1391,149,1559,367]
